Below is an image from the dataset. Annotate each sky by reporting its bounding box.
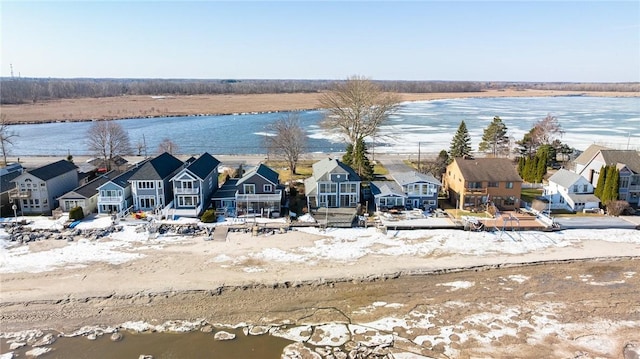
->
[1,1,639,82]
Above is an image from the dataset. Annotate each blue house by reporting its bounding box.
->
[97,160,149,215]
[392,171,442,210]
[128,152,184,212]
[169,152,220,218]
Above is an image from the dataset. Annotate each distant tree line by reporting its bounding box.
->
[2,77,637,105]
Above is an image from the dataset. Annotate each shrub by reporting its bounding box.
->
[200,209,216,223]
[69,206,85,221]
[606,200,631,216]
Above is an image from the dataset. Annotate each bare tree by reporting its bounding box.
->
[86,121,131,171]
[532,114,563,145]
[158,137,179,155]
[0,114,18,166]
[265,114,307,175]
[319,76,401,145]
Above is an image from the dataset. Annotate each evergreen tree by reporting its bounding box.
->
[478,116,510,157]
[535,146,549,182]
[609,167,620,202]
[601,166,619,204]
[449,120,472,158]
[517,156,526,177]
[515,128,537,159]
[343,138,374,181]
[594,165,607,199]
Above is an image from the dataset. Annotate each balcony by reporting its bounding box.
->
[9,188,31,199]
[237,193,282,202]
[464,187,487,195]
[99,196,122,203]
[175,187,199,195]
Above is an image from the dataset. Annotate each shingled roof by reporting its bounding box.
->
[599,150,640,174]
[59,171,119,199]
[574,144,610,166]
[548,169,584,188]
[184,152,220,180]
[237,163,279,185]
[128,152,184,181]
[27,160,78,181]
[453,157,522,182]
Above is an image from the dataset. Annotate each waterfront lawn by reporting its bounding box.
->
[521,188,543,203]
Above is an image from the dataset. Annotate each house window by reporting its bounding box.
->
[340,183,356,193]
[488,182,499,188]
[244,184,255,194]
[319,183,337,193]
[573,185,578,192]
[506,182,514,189]
[504,196,516,206]
[264,184,273,192]
[467,182,482,189]
[582,184,588,192]
[138,181,154,189]
[40,183,45,187]
[620,177,629,188]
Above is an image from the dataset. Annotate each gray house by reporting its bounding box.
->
[305,158,361,210]
[97,160,149,215]
[169,152,220,218]
[10,160,78,215]
[236,164,283,217]
[1,163,23,217]
[392,171,442,210]
[58,171,119,216]
[577,149,640,208]
[212,178,239,217]
[370,180,406,211]
[128,152,184,212]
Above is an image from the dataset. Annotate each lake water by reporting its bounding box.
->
[7,96,639,157]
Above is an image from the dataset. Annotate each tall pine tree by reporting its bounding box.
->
[594,165,607,199]
[449,120,472,159]
[478,116,510,157]
[342,137,374,181]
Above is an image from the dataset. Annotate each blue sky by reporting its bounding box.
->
[1,1,639,82]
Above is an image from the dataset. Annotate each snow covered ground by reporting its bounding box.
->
[1,215,639,274]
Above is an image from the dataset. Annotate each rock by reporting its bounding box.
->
[9,342,26,350]
[32,333,55,347]
[247,326,270,336]
[281,342,322,359]
[87,334,97,340]
[200,325,214,333]
[213,331,236,341]
[25,347,52,357]
[138,356,154,359]
[110,332,123,342]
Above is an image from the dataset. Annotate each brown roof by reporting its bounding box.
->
[453,157,522,182]
[574,144,610,166]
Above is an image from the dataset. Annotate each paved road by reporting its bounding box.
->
[554,216,638,229]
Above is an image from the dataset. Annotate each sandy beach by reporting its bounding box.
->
[2,89,638,124]
[1,214,639,358]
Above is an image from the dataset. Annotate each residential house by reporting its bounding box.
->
[169,152,220,218]
[97,160,149,215]
[392,171,441,210]
[58,171,119,216]
[1,163,23,217]
[545,169,600,212]
[236,163,283,217]
[128,152,184,212]
[305,158,361,210]
[576,149,640,207]
[370,180,406,212]
[443,157,522,211]
[211,178,239,217]
[10,160,78,215]
[573,144,610,174]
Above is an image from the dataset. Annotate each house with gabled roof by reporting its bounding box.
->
[58,171,119,216]
[97,159,149,215]
[370,180,406,211]
[573,144,610,175]
[545,169,599,212]
[169,152,220,218]
[304,158,361,210]
[128,152,184,212]
[443,157,522,211]
[236,163,283,217]
[1,163,23,217]
[10,160,78,215]
[392,171,441,210]
[577,149,640,207]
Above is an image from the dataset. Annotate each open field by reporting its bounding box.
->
[2,89,638,124]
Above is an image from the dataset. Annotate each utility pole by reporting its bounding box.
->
[417,142,421,172]
[10,64,14,78]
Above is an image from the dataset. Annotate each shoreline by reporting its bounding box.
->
[2,89,638,125]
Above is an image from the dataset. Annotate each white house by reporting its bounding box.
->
[545,169,599,212]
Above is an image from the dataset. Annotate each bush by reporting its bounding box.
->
[69,206,85,221]
[606,200,631,216]
[200,209,216,223]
